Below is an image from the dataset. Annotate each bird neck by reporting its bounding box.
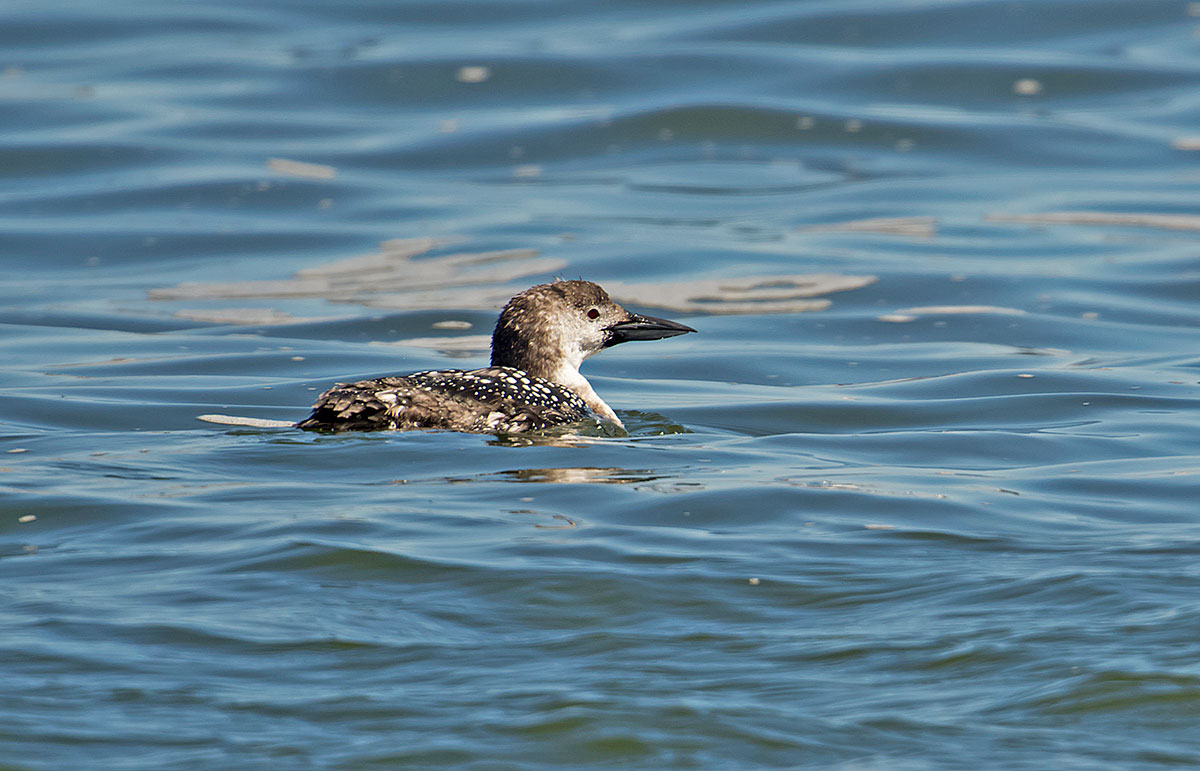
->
[491,332,620,426]
[545,362,621,427]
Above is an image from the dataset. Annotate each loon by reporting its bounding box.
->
[295,280,695,434]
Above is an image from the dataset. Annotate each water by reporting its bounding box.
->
[3,0,1200,767]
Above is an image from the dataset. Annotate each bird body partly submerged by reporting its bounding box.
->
[296,366,593,433]
[297,280,695,434]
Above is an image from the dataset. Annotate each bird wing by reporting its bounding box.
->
[296,371,592,433]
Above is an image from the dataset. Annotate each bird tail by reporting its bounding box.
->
[197,414,296,429]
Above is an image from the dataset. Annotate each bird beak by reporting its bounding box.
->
[605,312,697,346]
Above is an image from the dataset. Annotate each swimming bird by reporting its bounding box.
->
[295,279,695,433]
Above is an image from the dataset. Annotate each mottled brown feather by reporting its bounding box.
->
[297,367,592,433]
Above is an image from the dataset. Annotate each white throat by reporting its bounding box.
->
[549,360,623,428]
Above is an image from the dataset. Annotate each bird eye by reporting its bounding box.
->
[586,308,600,320]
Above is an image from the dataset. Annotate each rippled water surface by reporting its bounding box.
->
[4,1,1200,768]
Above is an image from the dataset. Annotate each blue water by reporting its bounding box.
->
[4,1,1200,768]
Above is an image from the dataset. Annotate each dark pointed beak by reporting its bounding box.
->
[605,313,697,347]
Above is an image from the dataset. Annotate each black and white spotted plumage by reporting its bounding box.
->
[298,280,695,434]
[296,366,593,433]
